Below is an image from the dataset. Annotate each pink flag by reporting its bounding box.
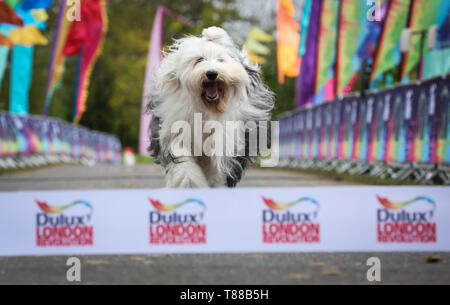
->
[139,6,164,156]
[139,6,195,156]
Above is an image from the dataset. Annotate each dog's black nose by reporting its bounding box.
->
[206,71,218,80]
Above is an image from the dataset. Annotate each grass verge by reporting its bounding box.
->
[256,166,422,185]
[135,155,154,164]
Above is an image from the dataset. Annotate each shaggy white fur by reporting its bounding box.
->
[148,27,274,188]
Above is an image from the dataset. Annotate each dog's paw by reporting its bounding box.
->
[180,176,208,188]
[166,161,209,188]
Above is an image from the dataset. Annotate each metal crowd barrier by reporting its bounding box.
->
[277,75,450,185]
[0,111,122,170]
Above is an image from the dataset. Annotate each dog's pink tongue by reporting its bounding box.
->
[205,82,218,98]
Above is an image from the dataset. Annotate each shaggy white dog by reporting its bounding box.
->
[148,27,274,188]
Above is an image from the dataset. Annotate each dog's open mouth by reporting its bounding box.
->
[202,81,223,101]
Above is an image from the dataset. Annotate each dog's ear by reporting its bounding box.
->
[244,64,274,118]
[159,69,181,95]
[152,53,181,96]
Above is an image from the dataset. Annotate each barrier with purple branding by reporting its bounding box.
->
[0,186,449,256]
[279,76,450,164]
[0,111,122,165]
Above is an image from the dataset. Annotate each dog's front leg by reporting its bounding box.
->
[166,158,209,188]
[162,122,209,188]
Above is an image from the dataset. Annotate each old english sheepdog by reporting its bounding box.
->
[148,26,274,188]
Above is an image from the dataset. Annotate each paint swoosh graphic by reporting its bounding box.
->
[36,200,93,214]
[376,196,435,210]
[262,197,320,212]
[149,198,206,212]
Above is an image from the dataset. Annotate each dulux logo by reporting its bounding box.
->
[35,199,94,247]
[262,197,321,244]
[376,195,435,223]
[36,200,93,226]
[262,197,320,223]
[149,198,207,245]
[376,195,437,243]
[149,198,206,225]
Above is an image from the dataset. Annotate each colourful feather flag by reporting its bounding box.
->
[247,52,267,65]
[139,6,164,156]
[43,0,108,123]
[314,0,339,103]
[10,45,34,114]
[10,25,48,46]
[43,0,72,115]
[424,48,450,79]
[5,0,19,8]
[66,0,107,123]
[357,0,389,61]
[298,0,312,56]
[371,0,412,82]
[296,0,321,107]
[245,27,273,65]
[31,9,49,22]
[277,0,301,84]
[138,6,195,155]
[423,4,450,79]
[0,33,11,88]
[246,27,273,55]
[18,0,53,10]
[0,1,23,26]
[400,0,450,81]
[0,32,12,48]
[336,0,368,96]
[7,0,53,115]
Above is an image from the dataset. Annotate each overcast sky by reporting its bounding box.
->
[222,0,305,45]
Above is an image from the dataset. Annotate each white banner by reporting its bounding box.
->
[0,186,449,256]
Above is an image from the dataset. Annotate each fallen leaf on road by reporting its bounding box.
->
[323,268,341,276]
[288,273,310,280]
[85,259,110,265]
[426,255,442,263]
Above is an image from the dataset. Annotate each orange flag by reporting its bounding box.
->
[0,33,12,48]
[0,2,24,26]
[277,0,301,84]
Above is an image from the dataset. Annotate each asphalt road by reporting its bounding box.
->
[0,163,355,191]
[0,164,448,285]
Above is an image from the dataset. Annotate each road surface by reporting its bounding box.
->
[0,164,448,285]
[0,163,355,191]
